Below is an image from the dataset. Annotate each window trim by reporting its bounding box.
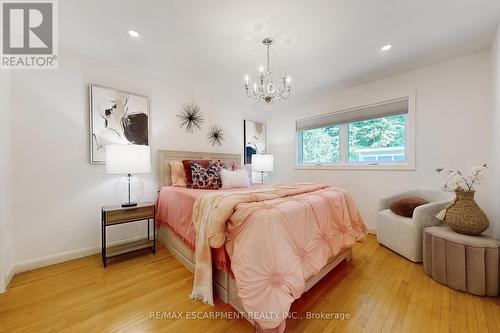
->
[294,92,416,171]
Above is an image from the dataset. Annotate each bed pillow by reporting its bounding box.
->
[182,159,211,186]
[222,161,243,171]
[389,197,429,218]
[221,168,250,189]
[169,160,187,187]
[191,161,222,189]
[232,161,243,170]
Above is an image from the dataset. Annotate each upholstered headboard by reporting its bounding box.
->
[157,150,241,189]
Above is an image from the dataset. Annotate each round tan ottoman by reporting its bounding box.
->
[423,226,500,296]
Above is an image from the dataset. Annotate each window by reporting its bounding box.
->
[296,97,414,169]
[301,126,339,163]
[348,114,406,162]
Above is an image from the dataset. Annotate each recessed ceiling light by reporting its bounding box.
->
[128,29,139,38]
[381,44,392,51]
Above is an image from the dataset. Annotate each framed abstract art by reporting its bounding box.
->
[243,120,266,165]
[89,84,150,164]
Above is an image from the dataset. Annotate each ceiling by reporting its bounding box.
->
[61,0,500,107]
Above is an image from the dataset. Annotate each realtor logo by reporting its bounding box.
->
[1,0,58,69]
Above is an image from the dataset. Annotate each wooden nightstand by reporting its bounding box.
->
[101,202,156,267]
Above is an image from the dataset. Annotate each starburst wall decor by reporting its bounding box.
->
[177,102,204,132]
[207,125,225,146]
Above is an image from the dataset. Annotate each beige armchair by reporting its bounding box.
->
[377,190,453,262]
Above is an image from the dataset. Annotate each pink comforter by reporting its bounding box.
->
[156,185,265,250]
[190,183,367,330]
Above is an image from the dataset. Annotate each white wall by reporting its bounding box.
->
[268,51,495,235]
[0,71,13,293]
[6,49,261,271]
[492,24,500,240]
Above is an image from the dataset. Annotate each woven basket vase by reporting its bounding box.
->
[444,189,489,235]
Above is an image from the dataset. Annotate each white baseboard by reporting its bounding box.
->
[3,264,15,293]
[367,227,377,235]
[0,263,15,294]
[2,235,148,292]
[13,245,100,275]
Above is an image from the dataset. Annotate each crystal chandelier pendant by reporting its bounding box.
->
[244,38,291,104]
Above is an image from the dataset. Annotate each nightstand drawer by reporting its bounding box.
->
[105,206,154,225]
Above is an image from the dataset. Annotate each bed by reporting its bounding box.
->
[155,150,367,332]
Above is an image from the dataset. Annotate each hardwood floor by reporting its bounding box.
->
[1,235,499,332]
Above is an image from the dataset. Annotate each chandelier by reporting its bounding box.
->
[244,38,291,103]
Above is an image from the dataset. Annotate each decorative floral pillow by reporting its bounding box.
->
[190,161,222,189]
[182,159,211,186]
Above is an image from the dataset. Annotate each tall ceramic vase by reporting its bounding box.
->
[444,189,489,235]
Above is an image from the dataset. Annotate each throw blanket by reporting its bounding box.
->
[190,183,367,329]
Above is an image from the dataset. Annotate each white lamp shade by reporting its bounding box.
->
[251,154,274,172]
[106,144,151,174]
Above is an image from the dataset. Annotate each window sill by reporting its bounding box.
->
[294,163,415,171]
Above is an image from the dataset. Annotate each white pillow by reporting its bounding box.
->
[221,168,250,189]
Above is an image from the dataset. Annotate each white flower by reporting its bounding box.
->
[435,163,487,191]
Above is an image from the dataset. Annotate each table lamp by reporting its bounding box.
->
[106,144,151,207]
[251,154,274,184]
